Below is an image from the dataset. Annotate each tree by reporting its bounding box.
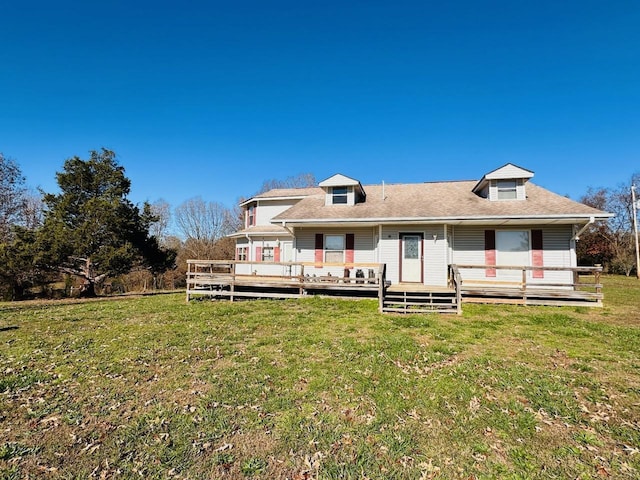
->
[255,173,316,195]
[0,155,45,299]
[34,149,175,296]
[0,153,27,242]
[578,173,640,276]
[174,197,237,260]
[149,198,171,244]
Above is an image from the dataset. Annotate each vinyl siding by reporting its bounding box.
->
[451,225,574,285]
[295,228,376,277]
[380,225,448,286]
[255,199,300,226]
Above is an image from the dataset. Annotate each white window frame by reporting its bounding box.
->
[325,234,345,263]
[496,180,518,200]
[331,187,348,205]
[237,246,248,261]
[247,205,256,226]
[262,246,274,262]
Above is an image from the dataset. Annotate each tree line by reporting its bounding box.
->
[1,148,637,299]
[577,173,640,277]
[0,149,317,300]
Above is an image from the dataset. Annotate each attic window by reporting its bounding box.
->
[332,187,348,204]
[497,180,517,200]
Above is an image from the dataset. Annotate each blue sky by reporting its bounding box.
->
[1,0,639,215]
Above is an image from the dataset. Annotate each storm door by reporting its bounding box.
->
[400,233,423,283]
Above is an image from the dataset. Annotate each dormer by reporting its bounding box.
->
[472,163,534,201]
[319,174,366,206]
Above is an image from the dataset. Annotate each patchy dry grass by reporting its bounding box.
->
[1,276,639,479]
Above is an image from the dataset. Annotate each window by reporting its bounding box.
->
[496,230,530,279]
[262,246,274,262]
[236,247,247,261]
[496,180,517,200]
[247,205,256,226]
[332,186,348,204]
[325,235,344,263]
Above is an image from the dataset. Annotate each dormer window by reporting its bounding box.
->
[332,187,348,204]
[472,163,533,201]
[496,180,517,200]
[319,174,366,206]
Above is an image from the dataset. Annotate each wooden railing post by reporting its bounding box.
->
[230,261,235,302]
[378,263,385,313]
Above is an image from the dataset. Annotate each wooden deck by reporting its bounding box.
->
[450,264,603,307]
[186,260,385,303]
[186,261,604,313]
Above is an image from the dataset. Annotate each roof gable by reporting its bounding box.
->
[484,163,534,180]
[472,163,535,196]
[318,174,361,187]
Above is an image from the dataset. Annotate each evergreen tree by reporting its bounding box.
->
[34,149,174,296]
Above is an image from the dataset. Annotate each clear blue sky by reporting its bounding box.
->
[2,0,639,214]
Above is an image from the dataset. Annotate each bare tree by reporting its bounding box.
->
[22,189,44,230]
[149,199,171,243]
[175,197,235,241]
[579,172,640,276]
[256,173,316,195]
[0,153,27,242]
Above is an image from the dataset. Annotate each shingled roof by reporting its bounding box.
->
[270,181,610,224]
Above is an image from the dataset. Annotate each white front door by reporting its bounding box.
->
[496,230,530,280]
[281,241,293,276]
[400,234,423,283]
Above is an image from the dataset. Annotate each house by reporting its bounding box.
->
[188,164,611,310]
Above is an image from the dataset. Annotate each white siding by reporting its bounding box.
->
[380,225,448,286]
[485,164,534,180]
[295,228,376,278]
[380,227,400,284]
[256,199,299,226]
[531,225,574,286]
[451,226,487,281]
[451,225,575,285]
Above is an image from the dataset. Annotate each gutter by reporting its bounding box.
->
[572,216,595,241]
[271,213,613,226]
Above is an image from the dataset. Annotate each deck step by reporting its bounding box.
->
[382,289,460,314]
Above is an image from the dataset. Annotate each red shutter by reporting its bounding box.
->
[532,229,544,278]
[315,234,323,264]
[485,230,496,277]
[255,246,262,262]
[345,233,355,264]
[274,245,281,262]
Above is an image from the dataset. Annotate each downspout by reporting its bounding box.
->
[281,221,294,236]
[245,233,251,261]
[572,216,595,241]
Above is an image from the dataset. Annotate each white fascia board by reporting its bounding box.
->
[238,195,309,207]
[272,213,613,227]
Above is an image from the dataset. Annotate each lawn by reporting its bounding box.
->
[1,277,639,479]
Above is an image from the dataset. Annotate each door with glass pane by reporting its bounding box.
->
[400,234,423,283]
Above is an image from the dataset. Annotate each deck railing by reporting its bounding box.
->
[449,264,603,305]
[186,260,386,302]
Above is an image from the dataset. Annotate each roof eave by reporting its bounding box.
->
[271,213,613,227]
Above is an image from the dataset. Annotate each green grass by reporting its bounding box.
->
[1,276,639,479]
